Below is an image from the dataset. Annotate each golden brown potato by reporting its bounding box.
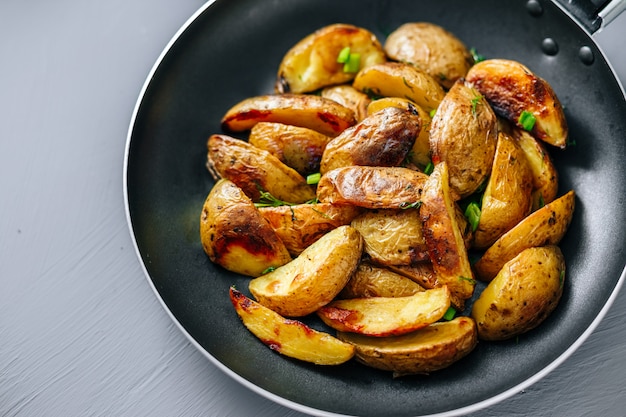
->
[387,262,438,290]
[473,131,534,249]
[248,122,332,177]
[474,190,575,281]
[200,179,292,277]
[317,166,428,209]
[366,97,433,168]
[317,287,451,337]
[471,246,565,341]
[320,106,421,174]
[321,84,371,122]
[248,225,363,317]
[206,134,316,204]
[353,62,445,112]
[339,263,425,299]
[258,202,362,256]
[229,288,355,365]
[419,162,475,310]
[350,208,429,265]
[221,94,356,137]
[384,22,474,89]
[275,24,387,94]
[429,79,498,198]
[466,59,568,148]
[512,127,559,210]
[337,316,478,375]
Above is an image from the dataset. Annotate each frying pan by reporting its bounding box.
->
[124,0,626,416]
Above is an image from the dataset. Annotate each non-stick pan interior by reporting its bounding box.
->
[125,0,626,415]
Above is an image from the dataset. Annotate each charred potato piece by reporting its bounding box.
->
[248,225,363,317]
[317,287,451,337]
[366,97,432,168]
[248,122,332,177]
[276,23,386,94]
[200,179,291,276]
[353,62,445,112]
[466,59,568,148]
[337,317,478,375]
[474,190,575,281]
[321,84,371,122]
[339,263,425,299]
[384,22,473,89]
[230,288,355,365]
[512,127,559,211]
[419,162,475,310]
[317,166,428,209]
[320,106,420,174]
[473,131,534,249]
[430,79,498,198]
[221,94,356,137]
[259,202,362,256]
[206,134,316,204]
[350,208,429,266]
[471,246,565,341]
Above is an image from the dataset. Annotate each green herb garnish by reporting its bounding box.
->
[464,201,481,232]
[424,161,434,175]
[470,47,485,63]
[442,306,457,321]
[518,110,536,131]
[459,276,477,285]
[343,52,361,73]
[336,47,351,63]
[306,172,321,185]
[254,190,296,208]
[261,266,277,274]
[399,201,422,210]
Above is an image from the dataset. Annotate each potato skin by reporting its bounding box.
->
[474,190,575,281]
[321,84,371,122]
[320,106,421,174]
[339,263,425,299]
[276,24,387,94]
[206,134,316,204]
[471,246,565,341]
[473,131,534,249]
[466,59,568,148]
[384,22,473,89]
[429,79,498,198]
[200,179,292,276]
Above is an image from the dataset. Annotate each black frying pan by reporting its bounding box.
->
[124,0,626,415]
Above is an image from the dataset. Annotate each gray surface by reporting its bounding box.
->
[0,1,625,416]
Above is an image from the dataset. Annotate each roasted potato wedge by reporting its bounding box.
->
[471,246,565,341]
[248,225,363,317]
[339,263,425,299]
[384,22,474,89]
[419,162,475,310]
[512,127,559,210]
[466,59,568,148]
[353,62,445,112]
[206,134,316,204]
[366,97,432,168]
[248,122,332,177]
[221,94,356,137]
[200,179,292,276]
[321,84,371,122]
[229,288,355,365]
[350,208,429,266]
[320,106,420,174]
[275,23,386,94]
[259,202,362,256]
[474,190,575,281]
[387,262,438,290]
[473,131,534,249]
[317,166,428,209]
[337,316,478,375]
[317,287,451,337]
[429,79,498,198]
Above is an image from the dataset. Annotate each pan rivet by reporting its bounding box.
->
[541,38,558,55]
[526,0,543,16]
[579,46,595,65]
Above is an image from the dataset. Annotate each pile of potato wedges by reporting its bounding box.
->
[199,22,575,376]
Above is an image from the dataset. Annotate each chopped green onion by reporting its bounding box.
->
[559,269,565,288]
[399,201,422,210]
[465,201,481,232]
[518,110,536,131]
[424,161,434,175]
[343,52,361,73]
[306,172,321,185]
[470,47,485,64]
[442,306,456,321]
[429,108,437,118]
[261,266,277,274]
[337,46,351,63]
[470,93,482,115]
[254,190,296,207]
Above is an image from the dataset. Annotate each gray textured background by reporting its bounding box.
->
[1,1,625,416]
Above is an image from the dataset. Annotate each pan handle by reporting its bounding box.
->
[553,0,626,32]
